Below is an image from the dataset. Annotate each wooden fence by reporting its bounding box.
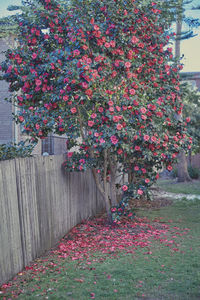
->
[0,155,104,285]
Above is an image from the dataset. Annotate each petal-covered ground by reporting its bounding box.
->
[1,210,192,299]
[55,216,189,263]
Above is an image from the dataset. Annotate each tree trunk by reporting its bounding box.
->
[108,154,118,206]
[188,149,192,167]
[103,150,113,223]
[92,167,112,223]
[177,150,192,182]
[175,0,191,182]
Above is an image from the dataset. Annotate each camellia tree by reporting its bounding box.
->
[0,0,191,222]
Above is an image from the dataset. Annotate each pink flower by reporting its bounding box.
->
[88,120,94,127]
[138,43,144,48]
[110,135,118,145]
[110,40,116,47]
[145,178,150,184]
[141,168,146,174]
[137,189,143,195]
[35,79,42,86]
[122,185,128,191]
[6,65,12,73]
[117,149,123,155]
[151,136,157,142]
[91,113,97,119]
[135,146,140,151]
[113,116,119,122]
[100,138,105,144]
[105,42,110,48]
[85,89,93,96]
[18,116,24,122]
[67,152,73,158]
[144,135,150,141]
[140,107,147,114]
[79,159,85,164]
[81,82,88,89]
[98,107,104,113]
[108,100,114,106]
[73,49,80,56]
[134,166,139,171]
[129,89,136,95]
[186,117,191,122]
[32,53,37,59]
[71,107,77,114]
[131,36,139,43]
[63,95,69,101]
[116,123,123,130]
[17,96,23,102]
[111,207,117,212]
[82,45,88,50]
[167,165,173,171]
[90,292,95,299]
[125,61,131,68]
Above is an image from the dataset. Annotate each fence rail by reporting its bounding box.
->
[0,155,104,285]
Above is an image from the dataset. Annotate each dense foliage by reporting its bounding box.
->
[0,140,34,161]
[0,0,191,222]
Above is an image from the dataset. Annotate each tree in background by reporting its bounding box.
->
[170,0,200,181]
[0,0,191,222]
[181,81,200,156]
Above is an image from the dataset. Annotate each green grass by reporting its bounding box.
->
[157,179,200,195]
[1,198,200,300]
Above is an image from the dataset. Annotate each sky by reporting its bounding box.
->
[0,0,200,72]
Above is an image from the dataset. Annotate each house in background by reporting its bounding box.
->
[180,72,200,91]
[0,37,68,156]
[0,38,14,145]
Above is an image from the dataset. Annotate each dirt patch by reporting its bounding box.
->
[132,197,173,209]
[129,188,173,210]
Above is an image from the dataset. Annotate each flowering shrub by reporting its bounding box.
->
[0,0,191,222]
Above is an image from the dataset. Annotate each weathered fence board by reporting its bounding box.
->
[0,160,23,285]
[0,155,104,285]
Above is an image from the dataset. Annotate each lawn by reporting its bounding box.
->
[1,188,200,299]
[156,179,200,195]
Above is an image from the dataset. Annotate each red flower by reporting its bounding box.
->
[18,116,24,122]
[186,117,191,123]
[85,89,93,97]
